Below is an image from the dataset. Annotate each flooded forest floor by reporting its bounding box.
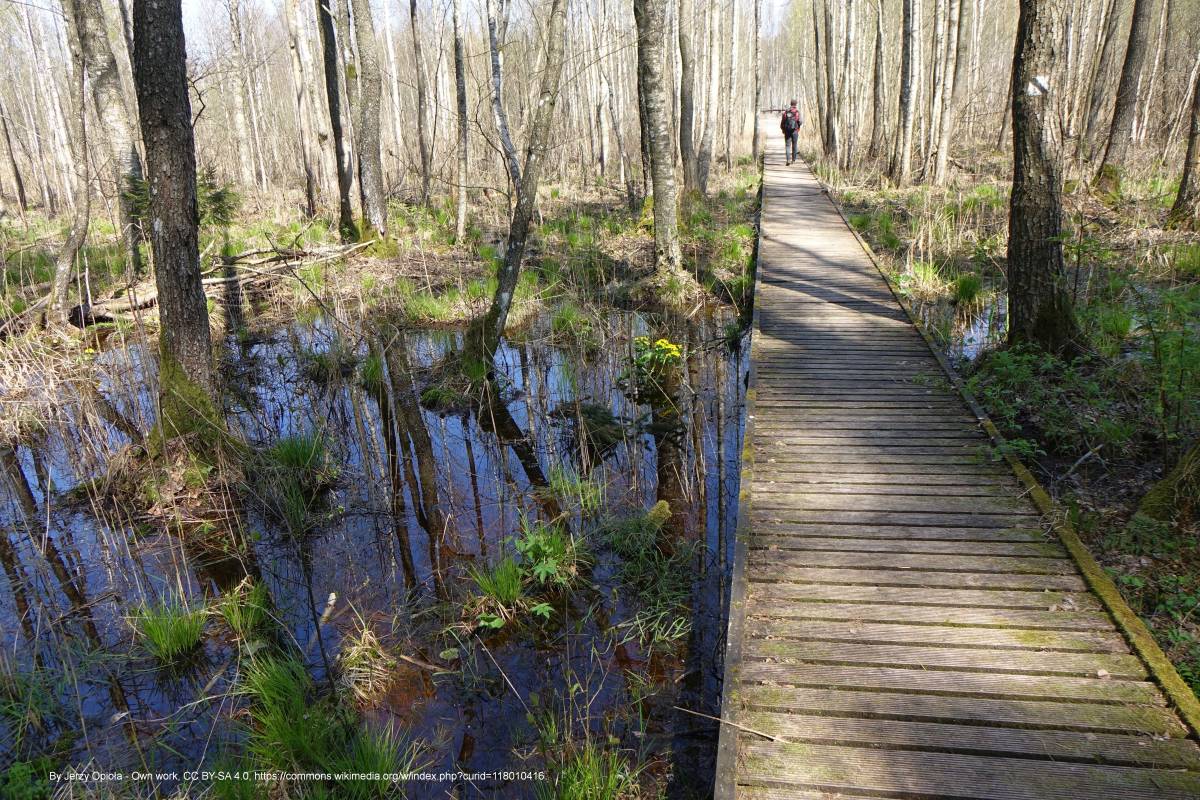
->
[813,148,1200,694]
[0,165,761,798]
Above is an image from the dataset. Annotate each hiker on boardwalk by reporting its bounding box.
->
[780,100,803,165]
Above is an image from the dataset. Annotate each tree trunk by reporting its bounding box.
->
[133,0,217,433]
[821,0,839,159]
[51,0,91,326]
[1098,0,1158,185]
[486,0,521,195]
[751,0,761,163]
[1169,64,1200,228]
[697,0,721,194]
[410,0,433,206]
[869,0,887,159]
[226,0,258,189]
[812,0,828,152]
[635,0,683,278]
[1082,0,1124,157]
[724,0,738,168]
[933,0,964,184]
[470,0,569,363]
[315,0,355,239]
[349,0,386,235]
[66,0,143,276]
[1008,0,1081,356]
[285,0,317,218]
[0,97,27,214]
[452,0,469,242]
[678,0,699,191]
[839,0,857,169]
[890,0,917,184]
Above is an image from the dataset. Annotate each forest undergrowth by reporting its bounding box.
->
[814,148,1200,688]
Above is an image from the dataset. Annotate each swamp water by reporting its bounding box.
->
[0,305,749,798]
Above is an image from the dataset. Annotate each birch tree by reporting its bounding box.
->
[349,0,386,234]
[635,0,683,278]
[470,0,569,362]
[315,0,354,239]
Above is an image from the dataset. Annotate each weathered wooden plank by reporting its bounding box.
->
[739,661,1158,704]
[752,510,1045,527]
[742,581,1099,611]
[747,618,1126,652]
[746,550,1073,574]
[755,477,1015,492]
[749,523,1046,542]
[754,493,1026,514]
[742,566,1086,591]
[743,598,1113,632]
[748,535,1065,557]
[739,685,1185,738]
[743,638,1143,679]
[737,711,1199,769]
[735,740,1200,799]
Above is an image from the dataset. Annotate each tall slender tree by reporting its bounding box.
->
[1098,0,1158,186]
[678,0,699,191]
[315,0,354,239]
[65,0,143,275]
[1008,0,1081,355]
[349,0,386,234]
[284,0,317,218]
[1169,65,1200,228]
[132,0,217,430]
[470,0,569,362]
[410,0,433,206]
[635,0,683,279]
[487,0,521,194]
[51,0,91,326]
[890,0,918,184]
[452,0,469,241]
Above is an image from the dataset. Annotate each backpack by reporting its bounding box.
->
[781,108,801,134]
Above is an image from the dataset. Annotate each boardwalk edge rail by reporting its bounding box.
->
[808,164,1200,741]
[713,167,764,800]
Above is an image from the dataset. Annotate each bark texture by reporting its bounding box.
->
[349,0,386,235]
[410,0,433,206]
[678,0,699,190]
[315,0,354,239]
[1099,0,1158,183]
[133,0,217,430]
[890,0,917,184]
[635,0,683,278]
[1007,0,1081,356]
[67,0,143,275]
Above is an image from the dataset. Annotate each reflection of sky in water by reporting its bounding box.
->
[916,292,1008,366]
[0,309,748,796]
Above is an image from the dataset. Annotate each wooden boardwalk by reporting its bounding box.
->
[714,151,1200,799]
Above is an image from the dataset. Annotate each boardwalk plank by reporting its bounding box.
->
[740,685,1186,736]
[718,156,1200,797]
[743,638,1144,679]
[738,712,1199,768]
[736,740,1200,799]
